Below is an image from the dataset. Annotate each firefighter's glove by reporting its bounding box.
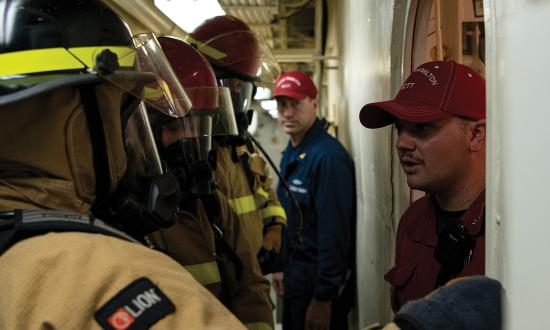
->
[262,223,282,253]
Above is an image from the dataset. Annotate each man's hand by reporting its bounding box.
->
[262,223,282,252]
[305,298,332,330]
[272,272,284,296]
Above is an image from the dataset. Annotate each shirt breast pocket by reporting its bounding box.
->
[384,261,417,311]
[384,261,417,289]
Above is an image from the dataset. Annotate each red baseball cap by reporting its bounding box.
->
[359,60,485,128]
[273,71,317,100]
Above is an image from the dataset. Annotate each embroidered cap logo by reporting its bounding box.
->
[277,76,302,88]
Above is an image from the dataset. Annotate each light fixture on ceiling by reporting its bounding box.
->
[154,0,225,32]
[260,100,278,118]
[254,87,273,100]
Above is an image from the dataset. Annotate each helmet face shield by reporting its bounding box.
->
[186,30,281,86]
[85,33,193,118]
[219,78,254,116]
[189,86,238,136]
[159,85,238,157]
[257,55,281,87]
[130,33,192,117]
[161,115,213,163]
[124,102,164,178]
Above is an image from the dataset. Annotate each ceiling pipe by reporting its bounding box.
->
[105,0,188,38]
[314,0,323,114]
[285,0,311,9]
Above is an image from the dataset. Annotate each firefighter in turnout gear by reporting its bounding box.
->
[188,15,288,273]
[0,1,244,328]
[147,36,274,329]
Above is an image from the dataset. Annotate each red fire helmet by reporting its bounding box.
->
[187,15,280,85]
[157,36,238,142]
[158,36,218,109]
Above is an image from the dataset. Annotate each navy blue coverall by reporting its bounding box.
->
[277,118,355,330]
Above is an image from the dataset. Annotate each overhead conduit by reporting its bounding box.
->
[104,0,188,38]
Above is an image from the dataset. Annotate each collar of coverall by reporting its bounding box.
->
[286,118,324,153]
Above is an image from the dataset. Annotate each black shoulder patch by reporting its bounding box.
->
[95,277,176,330]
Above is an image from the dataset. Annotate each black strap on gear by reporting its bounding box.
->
[227,135,262,199]
[213,142,246,191]
[230,144,241,163]
[200,194,244,282]
[229,144,256,192]
[0,210,139,255]
[245,137,255,154]
[79,85,111,206]
[228,133,255,164]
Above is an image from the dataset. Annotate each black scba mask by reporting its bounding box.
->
[159,139,216,203]
[434,224,476,288]
[150,107,217,208]
[92,103,181,239]
[96,171,180,238]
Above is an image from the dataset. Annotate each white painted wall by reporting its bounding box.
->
[485,1,550,329]
[334,0,398,326]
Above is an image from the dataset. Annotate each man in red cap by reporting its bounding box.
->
[273,71,356,330]
[360,60,486,311]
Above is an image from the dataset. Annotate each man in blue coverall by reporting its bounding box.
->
[272,71,356,330]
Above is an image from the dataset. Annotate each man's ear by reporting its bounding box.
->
[311,98,318,112]
[469,119,486,152]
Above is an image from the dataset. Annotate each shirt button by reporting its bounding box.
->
[472,218,479,226]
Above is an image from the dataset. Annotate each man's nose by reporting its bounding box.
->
[395,129,415,152]
[279,106,293,117]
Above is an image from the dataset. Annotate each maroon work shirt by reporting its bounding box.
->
[384,191,485,312]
